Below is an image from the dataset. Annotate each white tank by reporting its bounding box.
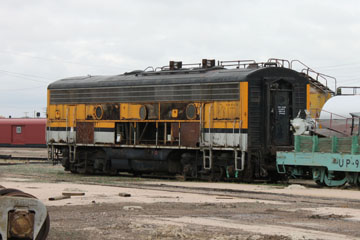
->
[319,95,360,119]
[318,95,360,136]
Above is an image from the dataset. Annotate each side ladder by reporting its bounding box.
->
[202,148,212,170]
[47,144,54,162]
[234,149,245,171]
[69,145,77,164]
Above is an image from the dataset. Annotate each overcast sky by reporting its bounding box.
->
[1,0,360,117]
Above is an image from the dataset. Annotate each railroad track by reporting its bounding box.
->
[44,177,358,207]
[0,154,48,161]
[3,160,360,207]
[120,182,360,205]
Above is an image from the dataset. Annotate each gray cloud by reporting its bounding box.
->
[0,0,359,117]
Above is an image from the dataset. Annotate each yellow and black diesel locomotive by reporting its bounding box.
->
[47,59,331,181]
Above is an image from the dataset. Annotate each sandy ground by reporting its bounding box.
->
[0,151,360,239]
[1,179,287,206]
[1,169,360,239]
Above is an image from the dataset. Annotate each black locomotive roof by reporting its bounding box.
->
[48,66,304,90]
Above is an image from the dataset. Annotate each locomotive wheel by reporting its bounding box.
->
[210,166,225,182]
[0,188,50,240]
[349,179,360,188]
[235,160,254,182]
[315,180,326,187]
[200,166,225,182]
[347,173,360,188]
[76,160,94,174]
[323,171,347,187]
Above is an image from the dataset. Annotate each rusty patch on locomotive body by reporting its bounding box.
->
[76,122,94,144]
[171,123,180,141]
[180,123,200,147]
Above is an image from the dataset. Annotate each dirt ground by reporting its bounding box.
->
[1,149,360,239]
[0,147,48,158]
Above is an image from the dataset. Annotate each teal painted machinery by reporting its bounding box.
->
[277,135,360,187]
[277,112,360,187]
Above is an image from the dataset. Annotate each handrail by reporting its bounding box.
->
[267,58,291,68]
[146,58,337,93]
[316,109,353,135]
[302,68,328,88]
[304,69,337,92]
[218,60,256,68]
[336,86,360,95]
[320,109,349,119]
[291,59,336,93]
[182,62,202,68]
[290,59,314,72]
[143,66,154,72]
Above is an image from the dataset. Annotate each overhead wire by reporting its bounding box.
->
[314,61,360,69]
[0,69,50,83]
[0,68,49,91]
[0,50,132,71]
[338,78,360,85]
[0,86,45,91]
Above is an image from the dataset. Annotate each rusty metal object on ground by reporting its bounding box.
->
[48,195,70,201]
[118,193,131,197]
[0,187,50,240]
[62,192,85,197]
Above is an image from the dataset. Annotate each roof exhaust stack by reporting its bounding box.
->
[202,59,215,68]
[169,61,182,70]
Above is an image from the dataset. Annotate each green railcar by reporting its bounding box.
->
[277,134,360,187]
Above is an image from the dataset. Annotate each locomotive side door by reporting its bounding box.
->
[269,80,292,146]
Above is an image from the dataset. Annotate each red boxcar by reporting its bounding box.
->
[0,118,46,147]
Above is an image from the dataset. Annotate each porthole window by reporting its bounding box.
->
[186,104,197,120]
[95,106,103,119]
[139,105,147,120]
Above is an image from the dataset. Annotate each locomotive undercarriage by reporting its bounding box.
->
[51,144,279,182]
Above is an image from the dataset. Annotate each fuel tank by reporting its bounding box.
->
[319,95,360,119]
[106,148,174,173]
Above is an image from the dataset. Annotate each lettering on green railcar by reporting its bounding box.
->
[338,158,360,168]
